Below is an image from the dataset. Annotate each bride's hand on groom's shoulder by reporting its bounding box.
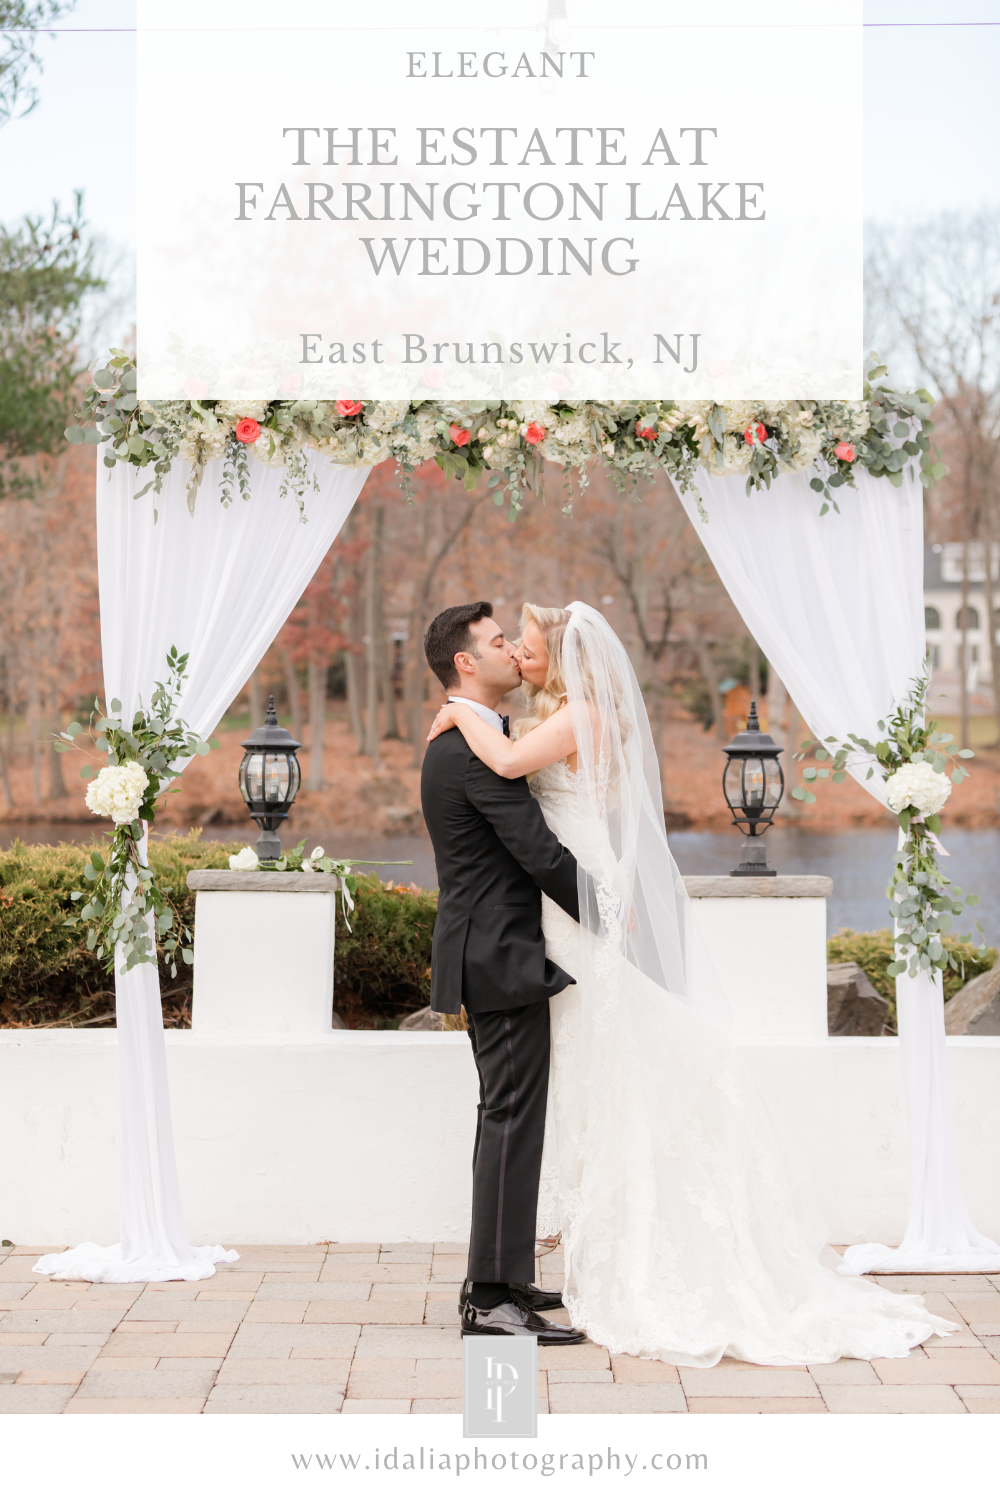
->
[427,704,459,742]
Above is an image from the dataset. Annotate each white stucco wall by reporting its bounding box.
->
[3,1028,998,1248]
[4,875,998,1250]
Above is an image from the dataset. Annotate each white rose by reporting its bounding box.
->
[884,762,952,818]
[85,763,149,825]
[229,846,259,871]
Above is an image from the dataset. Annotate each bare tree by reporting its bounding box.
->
[867,211,1000,742]
[363,504,383,767]
[405,489,485,767]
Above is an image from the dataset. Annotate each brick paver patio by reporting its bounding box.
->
[3,1241,999,1414]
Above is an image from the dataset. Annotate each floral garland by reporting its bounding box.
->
[793,673,985,985]
[66,355,942,523]
[226,840,411,931]
[56,649,220,976]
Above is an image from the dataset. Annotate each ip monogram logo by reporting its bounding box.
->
[463,1335,538,1439]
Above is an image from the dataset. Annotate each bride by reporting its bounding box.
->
[427,600,956,1367]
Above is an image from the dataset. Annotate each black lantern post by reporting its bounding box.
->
[722,700,784,876]
[238,696,302,862]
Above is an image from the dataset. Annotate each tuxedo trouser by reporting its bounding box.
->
[465,1001,550,1284]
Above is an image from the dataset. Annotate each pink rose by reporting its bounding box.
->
[636,423,657,441]
[834,441,856,463]
[524,422,546,445]
[743,422,768,446]
[336,399,364,417]
[235,418,261,444]
[449,423,471,447]
[183,377,208,399]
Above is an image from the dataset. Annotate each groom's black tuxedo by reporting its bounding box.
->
[421,727,580,1016]
[420,724,581,1283]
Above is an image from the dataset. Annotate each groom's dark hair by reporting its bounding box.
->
[424,601,494,690]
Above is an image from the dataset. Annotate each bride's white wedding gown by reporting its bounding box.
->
[530,757,955,1367]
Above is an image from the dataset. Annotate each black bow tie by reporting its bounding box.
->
[501,715,510,738]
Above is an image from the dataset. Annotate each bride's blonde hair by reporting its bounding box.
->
[514,602,632,750]
[512,604,572,739]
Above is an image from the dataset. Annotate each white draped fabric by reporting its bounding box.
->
[679,466,1000,1273]
[35,454,370,1283]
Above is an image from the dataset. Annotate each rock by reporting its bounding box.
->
[330,1010,349,1030]
[944,966,1000,1035]
[359,774,410,809]
[398,1005,444,1031]
[827,962,890,1036]
[380,806,425,835]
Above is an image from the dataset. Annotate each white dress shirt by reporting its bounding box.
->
[448,696,505,734]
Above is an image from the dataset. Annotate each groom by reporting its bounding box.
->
[421,602,586,1345]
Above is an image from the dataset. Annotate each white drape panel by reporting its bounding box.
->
[35,454,370,1283]
[679,466,1000,1273]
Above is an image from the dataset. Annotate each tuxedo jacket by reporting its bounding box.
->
[420,727,581,1015]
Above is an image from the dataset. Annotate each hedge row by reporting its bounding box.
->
[1,837,994,1030]
[0,834,435,1029]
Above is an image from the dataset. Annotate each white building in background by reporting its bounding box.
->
[923,544,999,740]
[924,543,998,684]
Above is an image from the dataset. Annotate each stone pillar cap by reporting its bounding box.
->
[683,875,832,898]
[187,870,341,893]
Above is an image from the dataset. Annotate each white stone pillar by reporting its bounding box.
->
[186,870,340,1035]
[683,875,831,1039]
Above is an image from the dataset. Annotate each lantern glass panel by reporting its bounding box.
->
[742,757,765,813]
[764,758,784,809]
[723,758,744,810]
[239,751,300,806]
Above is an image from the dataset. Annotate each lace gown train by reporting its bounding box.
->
[531,759,956,1367]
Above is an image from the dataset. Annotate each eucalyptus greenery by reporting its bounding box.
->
[793,673,984,985]
[242,840,412,931]
[55,648,220,977]
[65,353,941,525]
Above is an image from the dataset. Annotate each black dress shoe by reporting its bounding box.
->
[510,1282,564,1312]
[461,1296,586,1345]
[458,1279,565,1315]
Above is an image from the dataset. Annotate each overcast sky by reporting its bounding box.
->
[0,2,997,286]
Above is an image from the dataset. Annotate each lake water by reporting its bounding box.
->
[5,821,998,944]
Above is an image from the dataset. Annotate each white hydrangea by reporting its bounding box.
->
[177,419,230,463]
[777,427,824,473]
[708,433,754,475]
[250,430,287,467]
[363,402,409,434]
[85,763,150,825]
[399,410,439,462]
[885,761,952,818]
[723,402,764,434]
[229,846,259,871]
[511,401,557,428]
[215,400,268,422]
